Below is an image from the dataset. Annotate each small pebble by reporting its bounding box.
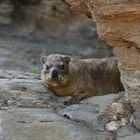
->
[110,102,125,114]
[121,118,128,126]
[105,121,119,131]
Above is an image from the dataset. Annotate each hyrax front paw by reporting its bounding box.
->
[64,99,80,106]
[64,100,73,106]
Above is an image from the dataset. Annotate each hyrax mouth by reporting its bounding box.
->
[43,74,68,86]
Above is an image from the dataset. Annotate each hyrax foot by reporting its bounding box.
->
[64,100,73,106]
[64,99,79,106]
[64,92,90,106]
[64,95,80,106]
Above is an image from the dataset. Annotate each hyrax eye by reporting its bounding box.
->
[46,65,49,70]
[60,64,65,70]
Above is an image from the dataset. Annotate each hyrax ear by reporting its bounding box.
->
[63,55,71,64]
[40,56,47,64]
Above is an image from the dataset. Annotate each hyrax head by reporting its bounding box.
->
[40,54,71,86]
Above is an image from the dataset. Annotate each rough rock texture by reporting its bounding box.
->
[0,70,137,140]
[0,0,113,72]
[65,0,140,132]
[0,0,139,139]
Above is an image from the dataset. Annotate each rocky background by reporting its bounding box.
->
[0,0,112,72]
[0,0,140,140]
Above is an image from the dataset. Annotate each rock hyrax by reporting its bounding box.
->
[40,54,124,105]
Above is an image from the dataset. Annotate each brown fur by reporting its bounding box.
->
[41,54,124,105]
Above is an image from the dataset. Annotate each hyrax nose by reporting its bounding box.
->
[51,69,58,80]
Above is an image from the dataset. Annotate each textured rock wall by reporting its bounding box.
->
[65,0,140,110]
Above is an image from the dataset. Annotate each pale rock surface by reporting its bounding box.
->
[0,70,137,140]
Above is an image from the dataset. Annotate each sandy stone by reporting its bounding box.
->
[65,3,140,140]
